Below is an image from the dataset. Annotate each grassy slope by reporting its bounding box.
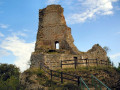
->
[21,66,120,90]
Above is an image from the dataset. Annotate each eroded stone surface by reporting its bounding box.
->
[35,5,79,54]
[30,5,108,69]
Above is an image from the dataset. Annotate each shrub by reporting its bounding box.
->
[0,63,24,90]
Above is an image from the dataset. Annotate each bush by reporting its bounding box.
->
[0,63,24,90]
[0,64,20,81]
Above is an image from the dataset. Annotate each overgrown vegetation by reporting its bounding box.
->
[115,63,120,73]
[23,67,81,90]
[48,83,80,90]
[24,67,45,76]
[61,66,115,72]
[0,63,120,89]
[0,63,24,90]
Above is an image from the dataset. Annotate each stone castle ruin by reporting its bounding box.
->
[30,5,108,69]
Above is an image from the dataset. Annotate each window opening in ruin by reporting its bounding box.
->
[55,41,59,49]
[74,57,77,60]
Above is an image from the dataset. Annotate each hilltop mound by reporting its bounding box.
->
[20,67,120,89]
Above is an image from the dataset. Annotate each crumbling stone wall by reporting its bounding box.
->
[86,44,107,61]
[35,5,79,54]
[80,44,107,60]
[31,53,81,69]
[30,5,108,69]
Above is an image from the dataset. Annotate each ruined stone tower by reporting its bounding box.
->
[35,5,79,54]
[30,5,108,69]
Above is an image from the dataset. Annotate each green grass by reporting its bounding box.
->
[23,66,119,89]
[48,83,80,90]
[24,68,45,75]
[60,66,115,72]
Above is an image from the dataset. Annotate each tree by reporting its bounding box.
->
[117,63,120,73]
[0,63,24,90]
[0,64,19,81]
[118,63,120,68]
[103,46,111,53]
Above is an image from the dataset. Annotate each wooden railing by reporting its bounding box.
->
[61,58,111,69]
[40,63,89,88]
[40,63,111,90]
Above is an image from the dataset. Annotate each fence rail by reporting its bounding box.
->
[61,58,111,69]
[40,63,88,88]
[40,62,111,90]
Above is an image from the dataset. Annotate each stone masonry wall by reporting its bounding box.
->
[30,5,108,70]
[35,5,79,54]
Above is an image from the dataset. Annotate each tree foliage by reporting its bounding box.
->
[0,64,19,80]
[103,46,110,53]
[116,63,120,73]
[0,63,23,90]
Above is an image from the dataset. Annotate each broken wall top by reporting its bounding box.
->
[35,5,79,54]
[39,5,66,28]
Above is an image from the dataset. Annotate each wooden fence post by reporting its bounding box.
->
[74,57,77,69]
[96,59,98,66]
[100,60,102,66]
[88,59,89,66]
[78,76,80,86]
[61,60,62,69]
[86,59,88,66]
[61,72,63,84]
[50,70,52,81]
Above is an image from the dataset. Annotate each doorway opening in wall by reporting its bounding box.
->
[55,41,59,49]
[74,57,77,60]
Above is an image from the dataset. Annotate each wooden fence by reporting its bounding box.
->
[40,63,81,86]
[40,62,111,90]
[61,59,111,69]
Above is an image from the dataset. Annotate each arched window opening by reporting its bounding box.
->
[55,41,59,49]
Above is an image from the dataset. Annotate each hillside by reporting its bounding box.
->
[20,66,120,90]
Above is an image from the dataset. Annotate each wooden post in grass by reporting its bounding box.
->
[78,76,80,86]
[74,57,77,69]
[86,59,88,66]
[50,70,52,81]
[61,72,63,84]
[61,60,62,69]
